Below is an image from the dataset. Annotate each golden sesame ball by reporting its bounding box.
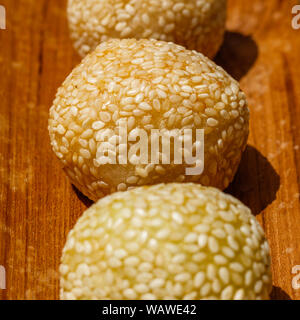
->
[48,39,249,201]
[60,183,272,300]
[67,0,227,58]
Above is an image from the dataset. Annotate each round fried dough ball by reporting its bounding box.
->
[60,183,272,300]
[67,0,227,58]
[48,39,249,201]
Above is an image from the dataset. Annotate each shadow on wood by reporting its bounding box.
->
[72,185,93,208]
[226,145,280,216]
[215,31,258,80]
[270,286,291,300]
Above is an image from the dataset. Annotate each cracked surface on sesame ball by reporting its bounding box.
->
[67,0,227,58]
[48,39,249,201]
[60,183,272,300]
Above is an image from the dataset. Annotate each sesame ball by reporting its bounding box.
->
[67,0,227,58]
[48,39,249,201]
[60,183,272,300]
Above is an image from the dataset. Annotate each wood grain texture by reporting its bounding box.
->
[0,0,299,300]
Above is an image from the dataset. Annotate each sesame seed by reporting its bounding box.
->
[200,283,211,296]
[99,112,111,123]
[208,237,219,253]
[149,278,165,289]
[125,4,135,15]
[123,288,137,299]
[164,23,175,33]
[92,121,105,130]
[80,149,91,159]
[173,3,185,12]
[57,124,66,135]
[156,89,167,99]
[234,289,245,300]
[142,13,150,25]
[139,102,152,111]
[207,118,219,127]
[194,272,205,288]
[115,22,127,32]
[221,285,233,300]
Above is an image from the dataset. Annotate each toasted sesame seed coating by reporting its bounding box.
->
[67,0,226,58]
[60,183,272,300]
[48,39,249,201]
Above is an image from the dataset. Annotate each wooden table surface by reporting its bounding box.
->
[0,0,300,300]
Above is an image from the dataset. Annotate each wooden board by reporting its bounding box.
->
[0,0,299,300]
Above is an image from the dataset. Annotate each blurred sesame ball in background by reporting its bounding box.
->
[67,0,227,58]
[60,183,272,300]
[48,39,249,202]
